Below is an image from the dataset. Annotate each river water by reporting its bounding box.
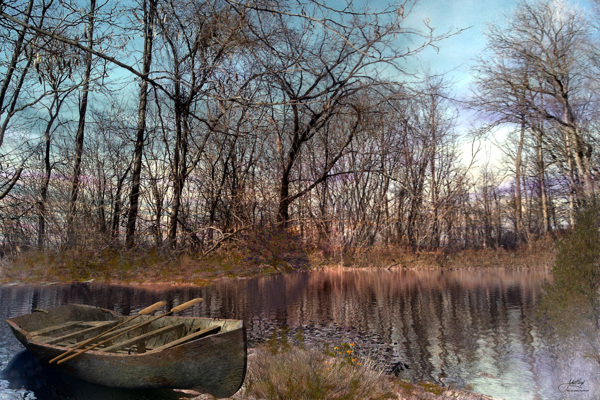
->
[0,269,598,400]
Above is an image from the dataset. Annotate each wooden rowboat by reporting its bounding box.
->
[5,304,247,398]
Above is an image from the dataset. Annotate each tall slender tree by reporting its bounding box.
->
[472,0,598,214]
[66,0,96,247]
[125,0,158,248]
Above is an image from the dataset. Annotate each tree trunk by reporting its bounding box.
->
[430,113,439,249]
[126,0,157,248]
[37,91,63,249]
[167,111,183,247]
[277,102,306,227]
[149,174,164,247]
[111,166,131,241]
[277,175,291,226]
[38,128,52,250]
[66,0,96,247]
[536,133,550,234]
[514,123,525,243]
[570,127,594,198]
[97,173,107,235]
[563,99,594,198]
[0,0,34,148]
[564,130,577,227]
[167,102,189,247]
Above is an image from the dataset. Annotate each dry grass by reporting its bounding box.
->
[187,343,498,400]
[0,247,262,286]
[225,344,396,400]
[311,238,556,271]
[0,236,555,286]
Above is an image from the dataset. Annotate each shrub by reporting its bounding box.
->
[537,201,600,364]
[240,225,310,272]
[239,345,396,400]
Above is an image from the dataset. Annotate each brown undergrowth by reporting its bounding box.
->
[0,237,555,286]
[0,247,264,286]
[0,227,311,285]
[312,238,555,271]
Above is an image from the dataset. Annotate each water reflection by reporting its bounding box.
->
[1,269,598,400]
[2,351,187,400]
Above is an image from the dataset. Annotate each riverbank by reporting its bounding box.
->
[186,344,499,400]
[179,344,498,400]
[0,239,555,286]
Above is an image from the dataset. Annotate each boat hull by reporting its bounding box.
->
[6,304,247,398]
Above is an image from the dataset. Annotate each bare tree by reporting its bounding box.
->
[473,0,598,211]
[237,0,450,228]
[66,0,97,247]
[34,37,79,249]
[125,0,158,248]
[151,0,251,247]
[0,0,54,201]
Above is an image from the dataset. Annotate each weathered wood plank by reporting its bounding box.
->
[30,321,85,337]
[91,323,147,347]
[41,321,118,345]
[100,323,185,353]
[150,325,221,353]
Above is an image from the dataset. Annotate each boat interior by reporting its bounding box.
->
[10,305,242,355]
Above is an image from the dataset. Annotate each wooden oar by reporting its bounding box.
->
[56,298,203,364]
[49,301,167,364]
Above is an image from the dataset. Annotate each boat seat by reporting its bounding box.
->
[100,322,186,353]
[149,325,221,353]
[30,321,86,338]
[41,321,118,345]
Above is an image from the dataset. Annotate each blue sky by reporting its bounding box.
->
[389,0,596,164]
[397,0,594,93]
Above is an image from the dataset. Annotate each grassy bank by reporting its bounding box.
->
[310,239,555,270]
[0,247,261,286]
[0,238,555,285]
[188,342,497,400]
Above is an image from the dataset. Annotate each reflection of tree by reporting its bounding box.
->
[538,204,600,365]
[2,269,552,390]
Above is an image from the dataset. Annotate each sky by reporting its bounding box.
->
[384,0,596,166]
[402,0,594,92]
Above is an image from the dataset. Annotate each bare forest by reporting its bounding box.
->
[0,0,598,261]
